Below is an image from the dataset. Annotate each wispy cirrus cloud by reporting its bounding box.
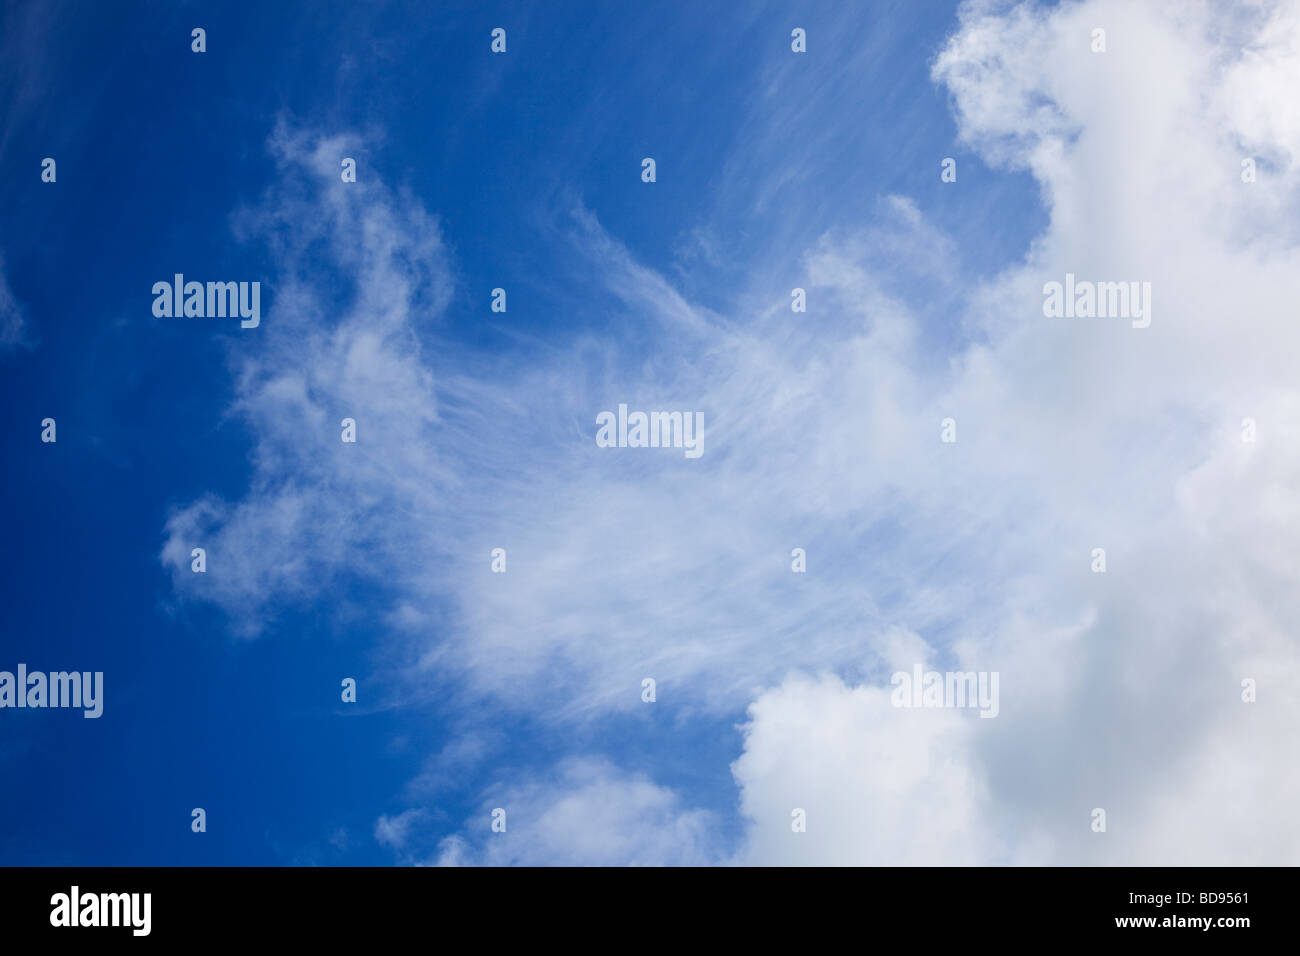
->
[0,259,31,354]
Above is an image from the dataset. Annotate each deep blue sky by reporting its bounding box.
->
[0,0,1047,865]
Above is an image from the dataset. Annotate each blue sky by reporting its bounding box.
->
[3,0,1298,866]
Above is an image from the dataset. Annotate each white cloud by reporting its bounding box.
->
[431,759,718,866]
[375,808,427,852]
[731,669,998,866]
[173,1,1300,865]
[0,259,29,353]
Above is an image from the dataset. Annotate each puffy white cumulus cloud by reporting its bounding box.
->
[730,671,998,866]
[431,759,718,866]
[914,0,1300,863]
